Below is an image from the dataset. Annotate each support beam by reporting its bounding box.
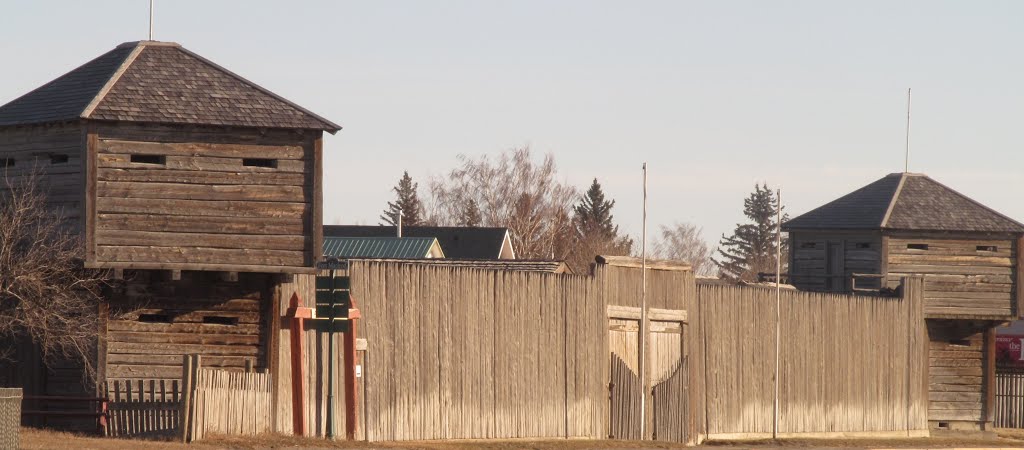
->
[285,292,312,436]
[344,296,361,440]
[984,326,996,429]
[1016,236,1023,318]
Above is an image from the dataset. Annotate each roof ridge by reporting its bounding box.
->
[171,46,341,133]
[914,174,1024,231]
[879,173,907,228]
[80,43,146,119]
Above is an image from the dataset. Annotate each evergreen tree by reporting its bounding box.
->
[380,171,424,226]
[714,184,788,281]
[459,199,482,227]
[569,179,632,272]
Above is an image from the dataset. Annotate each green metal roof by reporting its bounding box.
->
[322,237,442,259]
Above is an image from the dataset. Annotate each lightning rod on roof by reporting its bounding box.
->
[148,0,154,41]
[904,88,911,173]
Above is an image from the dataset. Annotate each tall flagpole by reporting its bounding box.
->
[149,0,154,40]
[904,88,911,173]
[773,189,782,439]
[639,162,648,439]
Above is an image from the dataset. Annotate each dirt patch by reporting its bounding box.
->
[17,428,1024,449]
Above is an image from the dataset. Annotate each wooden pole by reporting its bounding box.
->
[344,319,358,439]
[773,189,782,439]
[179,354,193,443]
[287,292,311,436]
[639,162,648,439]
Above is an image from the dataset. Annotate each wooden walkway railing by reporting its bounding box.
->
[995,369,1024,428]
[104,379,181,437]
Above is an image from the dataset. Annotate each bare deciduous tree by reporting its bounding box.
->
[651,222,715,276]
[0,170,107,380]
[429,147,577,259]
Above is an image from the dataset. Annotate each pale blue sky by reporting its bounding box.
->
[3,1,1023,246]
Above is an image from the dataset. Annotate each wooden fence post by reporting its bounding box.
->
[180,354,193,443]
[286,292,312,436]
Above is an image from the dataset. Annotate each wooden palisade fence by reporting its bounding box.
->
[180,354,274,442]
[105,379,181,437]
[995,368,1024,428]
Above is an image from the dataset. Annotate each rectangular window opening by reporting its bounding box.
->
[49,154,68,165]
[949,339,971,347]
[977,245,998,252]
[1,158,13,168]
[906,243,929,250]
[800,242,816,249]
[138,313,171,323]
[855,242,871,249]
[203,316,239,326]
[242,158,277,168]
[130,154,166,165]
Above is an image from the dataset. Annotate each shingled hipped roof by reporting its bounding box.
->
[783,173,1024,234]
[0,41,340,132]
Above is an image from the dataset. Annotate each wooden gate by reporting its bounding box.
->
[607,307,687,442]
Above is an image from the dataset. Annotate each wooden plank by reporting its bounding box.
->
[596,255,691,271]
[97,245,306,267]
[97,153,308,174]
[97,168,307,186]
[98,181,308,203]
[85,128,98,264]
[86,260,316,274]
[96,196,308,219]
[311,136,323,269]
[985,327,996,425]
[97,213,304,236]
[97,139,305,159]
[1017,236,1023,318]
[96,229,307,251]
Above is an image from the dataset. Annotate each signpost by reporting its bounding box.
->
[315,257,349,439]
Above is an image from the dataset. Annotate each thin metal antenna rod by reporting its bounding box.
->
[639,162,648,440]
[904,88,911,173]
[149,0,154,40]
[773,188,782,439]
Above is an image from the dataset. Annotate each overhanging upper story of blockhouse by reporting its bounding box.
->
[0,40,341,274]
[783,172,1024,319]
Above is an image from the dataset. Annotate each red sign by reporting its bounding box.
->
[997,335,1024,367]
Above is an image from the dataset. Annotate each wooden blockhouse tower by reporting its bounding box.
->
[784,172,1024,432]
[0,41,339,398]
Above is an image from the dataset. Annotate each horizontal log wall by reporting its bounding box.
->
[926,319,991,428]
[788,232,883,292]
[696,278,928,438]
[886,234,1017,318]
[89,123,318,272]
[103,271,273,388]
[0,123,84,229]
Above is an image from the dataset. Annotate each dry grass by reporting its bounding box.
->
[18,427,1024,449]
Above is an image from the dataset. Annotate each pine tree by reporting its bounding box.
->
[713,183,787,281]
[380,171,424,226]
[569,179,632,272]
[459,199,482,227]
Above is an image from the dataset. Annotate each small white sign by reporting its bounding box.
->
[355,365,362,378]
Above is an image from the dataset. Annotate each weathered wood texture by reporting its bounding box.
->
[0,123,85,227]
[87,123,319,272]
[105,379,181,438]
[926,319,995,428]
[103,271,273,387]
[886,235,1018,318]
[183,365,273,441]
[695,278,928,438]
[995,368,1024,428]
[788,232,883,292]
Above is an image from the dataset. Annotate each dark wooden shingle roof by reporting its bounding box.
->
[0,41,340,132]
[323,225,511,259]
[783,173,1024,234]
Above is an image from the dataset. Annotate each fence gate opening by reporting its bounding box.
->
[607,306,687,442]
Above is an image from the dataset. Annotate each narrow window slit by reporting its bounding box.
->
[243,158,277,168]
[49,154,68,164]
[203,316,239,326]
[906,243,929,250]
[800,242,817,249]
[977,245,997,252]
[855,243,871,249]
[130,154,166,165]
[138,313,171,323]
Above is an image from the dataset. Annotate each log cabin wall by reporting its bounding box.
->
[101,271,275,395]
[86,122,321,274]
[787,231,883,292]
[926,319,997,431]
[884,232,1018,319]
[0,123,85,231]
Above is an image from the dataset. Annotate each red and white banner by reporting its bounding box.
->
[997,335,1024,367]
